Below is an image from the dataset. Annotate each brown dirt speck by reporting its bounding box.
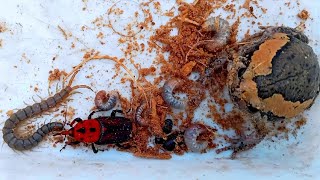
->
[297,10,309,20]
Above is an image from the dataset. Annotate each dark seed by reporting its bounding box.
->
[163,139,176,151]
[155,137,164,144]
[163,119,173,134]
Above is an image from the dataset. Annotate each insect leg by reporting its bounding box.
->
[111,109,123,117]
[69,118,82,127]
[91,143,98,153]
[87,111,98,119]
[60,141,80,152]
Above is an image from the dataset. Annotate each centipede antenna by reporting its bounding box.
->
[67,69,81,87]
[63,55,150,107]
[71,85,94,92]
[63,59,89,83]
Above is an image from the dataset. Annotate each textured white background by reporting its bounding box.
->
[0,0,319,179]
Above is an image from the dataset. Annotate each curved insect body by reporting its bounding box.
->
[215,132,266,159]
[135,102,149,126]
[3,122,63,151]
[55,110,133,153]
[162,79,186,109]
[2,70,93,151]
[184,124,209,153]
[202,17,230,51]
[94,90,119,111]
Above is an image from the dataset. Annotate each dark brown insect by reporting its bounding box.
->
[55,109,133,153]
[2,70,93,151]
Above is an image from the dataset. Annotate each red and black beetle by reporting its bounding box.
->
[55,109,132,153]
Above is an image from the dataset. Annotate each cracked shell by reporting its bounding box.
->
[229,26,320,120]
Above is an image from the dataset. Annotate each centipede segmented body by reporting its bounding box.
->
[94,90,119,111]
[162,79,186,109]
[2,70,93,151]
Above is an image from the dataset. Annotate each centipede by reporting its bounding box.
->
[2,70,93,151]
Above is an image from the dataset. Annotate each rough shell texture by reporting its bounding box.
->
[228,27,320,119]
[254,36,319,102]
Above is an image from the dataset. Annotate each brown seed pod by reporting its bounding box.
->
[228,26,320,120]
